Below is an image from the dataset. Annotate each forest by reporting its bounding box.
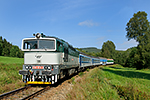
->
[0,36,24,58]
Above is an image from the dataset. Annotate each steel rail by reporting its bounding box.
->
[21,86,50,100]
[0,85,31,99]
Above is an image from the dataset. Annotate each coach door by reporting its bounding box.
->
[64,48,68,62]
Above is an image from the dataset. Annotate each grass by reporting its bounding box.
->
[67,64,150,100]
[0,56,24,64]
[103,65,150,94]
[1,55,150,99]
[0,56,25,94]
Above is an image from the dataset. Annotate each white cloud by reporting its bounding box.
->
[123,39,138,45]
[116,39,138,51]
[78,20,99,27]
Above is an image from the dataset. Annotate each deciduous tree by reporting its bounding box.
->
[101,40,116,58]
[126,11,150,69]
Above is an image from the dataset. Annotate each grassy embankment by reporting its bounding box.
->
[0,56,25,94]
[67,64,150,100]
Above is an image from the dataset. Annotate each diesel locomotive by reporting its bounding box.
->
[19,33,114,84]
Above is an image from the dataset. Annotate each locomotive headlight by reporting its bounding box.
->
[25,66,29,69]
[29,66,32,69]
[36,33,41,38]
[44,66,48,70]
[48,66,51,70]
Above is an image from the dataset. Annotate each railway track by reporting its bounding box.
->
[21,86,51,100]
[0,86,31,99]
[0,73,77,100]
[0,85,51,100]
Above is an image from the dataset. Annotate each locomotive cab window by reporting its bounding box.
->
[23,39,55,50]
[39,40,55,49]
[23,40,37,49]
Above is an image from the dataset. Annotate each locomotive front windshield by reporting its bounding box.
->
[23,39,55,49]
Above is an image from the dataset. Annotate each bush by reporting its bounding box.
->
[78,72,84,76]
[86,68,89,72]
[116,85,150,99]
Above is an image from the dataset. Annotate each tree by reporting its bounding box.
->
[126,11,150,44]
[2,38,12,56]
[125,47,140,68]
[114,50,129,66]
[10,45,21,57]
[126,11,150,69]
[0,36,23,58]
[101,40,116,58]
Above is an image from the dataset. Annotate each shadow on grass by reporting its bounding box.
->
[102,67,150,80]
[109,66,124,69]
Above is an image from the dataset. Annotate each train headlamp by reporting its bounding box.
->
[44,66,48,69]
[33,33,46,38]
[29,66,32,69]
[36,33,41,38]
[48,66,51,70]
[25,66,29,69]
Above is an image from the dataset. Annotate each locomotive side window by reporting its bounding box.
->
[64,48,68,62]
[57,41,63,52]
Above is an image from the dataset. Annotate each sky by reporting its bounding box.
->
[0,0,150,50]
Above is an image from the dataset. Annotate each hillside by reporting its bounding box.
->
[79,47,101,53]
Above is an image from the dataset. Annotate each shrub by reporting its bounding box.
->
[116,85,150,99]
[78,72,84,76]
[86,68,89,72]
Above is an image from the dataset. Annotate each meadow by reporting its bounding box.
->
[0,56,25,94]
[1,55,150,99]
[67,64,150,100]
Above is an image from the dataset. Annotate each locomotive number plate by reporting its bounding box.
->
[32,66,44,69]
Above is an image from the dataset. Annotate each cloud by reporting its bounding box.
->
[123,39,138,45]
[116,39,138,51]
[78,20,99,27]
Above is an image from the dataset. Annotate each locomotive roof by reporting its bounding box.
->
[32,34,77,51]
